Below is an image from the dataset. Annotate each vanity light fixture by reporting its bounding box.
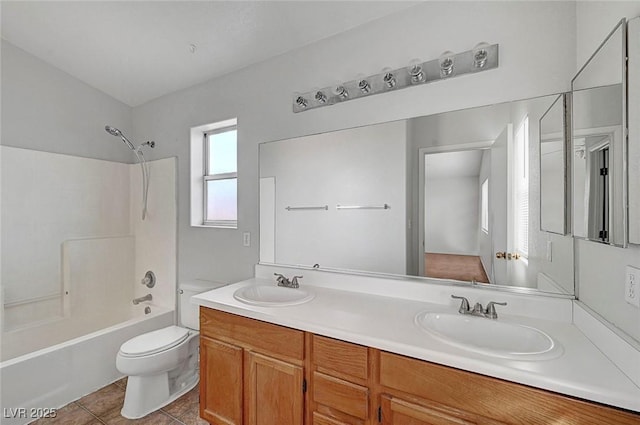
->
[439,51,455,77]
[292,42,499,113]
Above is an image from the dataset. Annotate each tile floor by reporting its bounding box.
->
[31,378,207,425]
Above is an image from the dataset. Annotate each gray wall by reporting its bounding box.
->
[1,41,133,163]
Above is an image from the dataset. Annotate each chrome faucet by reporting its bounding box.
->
[132,294,152,305]
[451,295,506,319]
[274,273,302,289]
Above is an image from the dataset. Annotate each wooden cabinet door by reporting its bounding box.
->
[245,351,304,425]
[380,395,478,425]
[200,336,244,425]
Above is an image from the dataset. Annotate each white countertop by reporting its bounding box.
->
[192,275,640,413]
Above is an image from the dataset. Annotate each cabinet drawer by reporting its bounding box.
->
[313,372,369,420]
[200,307,304,361]
[379,351,640,425]
[312,335,368,380]
[312,412,353,425]
[381,394,479,425]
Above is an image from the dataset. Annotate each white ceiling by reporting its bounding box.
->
[425,150,485,179]
[1,1,418,107]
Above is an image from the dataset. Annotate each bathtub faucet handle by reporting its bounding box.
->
[132,294,152,305]
[141,271,156,288]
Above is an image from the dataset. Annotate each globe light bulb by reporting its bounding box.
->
[473,42,490,69]
[382,67,396,89]
[332,85,349,99]
[407,58,425,84]
[439,51,454,78]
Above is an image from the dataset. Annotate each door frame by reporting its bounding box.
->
[417,140,494,278]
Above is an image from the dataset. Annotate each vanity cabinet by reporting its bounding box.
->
[309,335,373,425]
[377,351,640,425]
[199,308,640,425]
[199,308,305,425]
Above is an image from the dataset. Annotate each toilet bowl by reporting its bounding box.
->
[116,280,225,419]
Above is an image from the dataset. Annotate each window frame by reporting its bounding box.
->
[514,116,529,258]
[202,125,238,228]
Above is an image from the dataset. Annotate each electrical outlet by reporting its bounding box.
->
[242,232,251,247]
[625,266,640,308]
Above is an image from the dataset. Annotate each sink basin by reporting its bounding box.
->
[233,285,315,307]
[415,312,562,360]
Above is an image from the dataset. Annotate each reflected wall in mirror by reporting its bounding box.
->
[260,95,574,296]
[571,19,626,247]
[539,94,569,235]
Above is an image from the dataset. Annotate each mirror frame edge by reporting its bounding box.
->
[627,16,640,245]
[539,92,572,236]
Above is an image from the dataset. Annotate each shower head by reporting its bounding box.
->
[104,125,121,137]
[104,125,135,150]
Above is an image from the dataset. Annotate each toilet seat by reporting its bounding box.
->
[119,326,190,357]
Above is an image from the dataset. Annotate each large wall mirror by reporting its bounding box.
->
[259,94,574,296]
[571,19,627,247]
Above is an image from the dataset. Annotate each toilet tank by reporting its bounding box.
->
[179,280,226,330]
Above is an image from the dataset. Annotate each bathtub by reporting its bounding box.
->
[0,305,174,425]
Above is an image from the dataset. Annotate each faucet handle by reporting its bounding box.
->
[451,295,470,314]
[274,273,290,286]
[484,301,507,319]
[291,276,303,287]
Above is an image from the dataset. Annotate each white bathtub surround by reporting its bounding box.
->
[0,146,131,334]
[0,307,173,425]
[0,150,178,423]
[130,157,177,312]
[193,266,640,413]
[1,236,137,360]
[1,150,178,361]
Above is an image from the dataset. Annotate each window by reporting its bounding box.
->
[204,126,237,227]
[190,118,238,228]
[481,178,489,233]
[514,117,529,257]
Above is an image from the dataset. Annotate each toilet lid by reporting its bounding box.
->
[120,326,190,357]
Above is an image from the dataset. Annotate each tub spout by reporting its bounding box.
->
[132,294,152,305]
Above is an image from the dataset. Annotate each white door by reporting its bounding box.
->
[490,124,513,284]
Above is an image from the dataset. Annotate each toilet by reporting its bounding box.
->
[116,280,225,419]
